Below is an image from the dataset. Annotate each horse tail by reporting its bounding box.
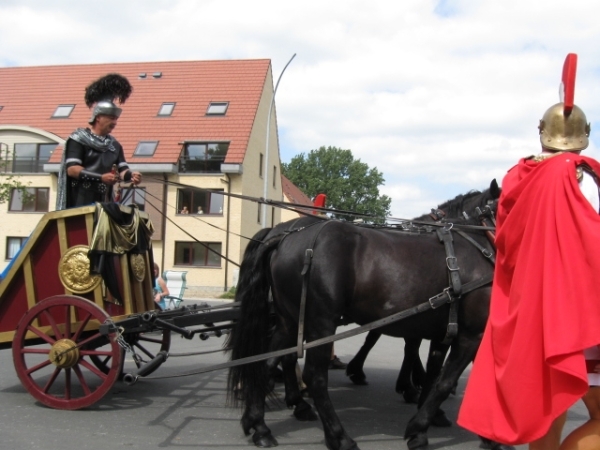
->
[226,227,281,407]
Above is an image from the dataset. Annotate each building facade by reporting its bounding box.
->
[0,59,283,296]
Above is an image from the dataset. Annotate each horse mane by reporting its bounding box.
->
[414,181,500,222]
[439,190,483,218]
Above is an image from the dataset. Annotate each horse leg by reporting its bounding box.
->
[416,340,453,428]
[395,338,423,403]
[241,383,278,448]
[239,325,295,448]
[410,343,426,389]
[304,342,359,450]
[279,353,318,422]
[404,334,478,450]
[267,321,318,423]
[346,330,381,385]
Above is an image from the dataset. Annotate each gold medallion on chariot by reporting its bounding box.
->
[58,245,101,294]
[129,253,146,282]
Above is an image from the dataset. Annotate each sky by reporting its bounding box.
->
[2,0,600,218]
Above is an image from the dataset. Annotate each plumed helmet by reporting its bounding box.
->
[538,103,590,152]
[88,100,122,124]
[84,73,132,124]
[538,53,591,152]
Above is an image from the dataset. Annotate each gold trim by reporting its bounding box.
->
[58,245,102,294]
[121,254,133,315]
[23,256,37,311]
[0,330,15,344]
[129,254,146,282]
[531,151,564,163]
[49,339,80,368]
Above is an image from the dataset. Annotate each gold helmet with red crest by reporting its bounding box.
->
[538,53,590,152]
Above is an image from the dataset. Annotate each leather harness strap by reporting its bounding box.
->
[437,226,462,297]
[436,226,462,345]
[297,220,333,357]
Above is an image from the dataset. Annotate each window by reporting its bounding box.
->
[13,143,57,173]
[120,188,146,211]
[134,141,158,156]
[178,142,229,173]
[158,103,175,116]
[52,105,74,118]
[259,153,264,178]
[6,237,26,259]
[177,188,224,215]
[206,102,229,115]
[9,188,49,212]
[175,241,222,267]
[273,166,277,188]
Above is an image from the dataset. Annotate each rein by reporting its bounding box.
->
[135,275,494,382]
[130,199,499,382]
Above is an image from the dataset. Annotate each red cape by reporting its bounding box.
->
[458,152,600,445]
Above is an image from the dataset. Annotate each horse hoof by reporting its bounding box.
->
[431,409,452,427]
[400,388,421,404]
[347,369,368,385]
[253,432,278,448]
[326,438,359,450]
[349,375,368,385]
[294,401,318,421]
[407,433,428,450]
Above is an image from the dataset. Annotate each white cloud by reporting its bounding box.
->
[3,0,600,217]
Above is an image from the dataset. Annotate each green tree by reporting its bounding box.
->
[0,148,30,204]
[281,146,391,222]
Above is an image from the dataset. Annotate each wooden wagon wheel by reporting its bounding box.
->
[12,295,123,410]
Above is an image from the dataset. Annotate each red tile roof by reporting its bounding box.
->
[0,59,272,165]
[281,175,312,206]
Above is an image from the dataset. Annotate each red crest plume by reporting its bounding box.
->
[560,53,577,113]
[312,194,326,214]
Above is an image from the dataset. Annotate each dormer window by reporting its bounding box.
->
[134,141,158,156]
[158,102,175,116]
[206,102,228,115]
[52,105,74,118]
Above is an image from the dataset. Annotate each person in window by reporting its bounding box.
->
[197,206,204,214]
[55,73,142,210]
[181,206,189,214]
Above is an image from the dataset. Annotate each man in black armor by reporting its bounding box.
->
[56,73,142,210]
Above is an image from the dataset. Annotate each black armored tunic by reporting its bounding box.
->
[57,128,130,209]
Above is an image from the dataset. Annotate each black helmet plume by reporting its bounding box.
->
[84,73,132,107]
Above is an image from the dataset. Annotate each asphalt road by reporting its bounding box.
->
[0,300,591,450]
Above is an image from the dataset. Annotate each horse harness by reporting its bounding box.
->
[286,209,497,357]
[137,213,497,380]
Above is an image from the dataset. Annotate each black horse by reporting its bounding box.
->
[346,180,501,406]
[227,185,502,450]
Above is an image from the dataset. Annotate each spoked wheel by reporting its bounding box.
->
[12,295,123,410]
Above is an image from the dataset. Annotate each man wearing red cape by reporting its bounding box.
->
[458,54,600,449]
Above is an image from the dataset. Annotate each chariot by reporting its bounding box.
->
[0,204,239,410]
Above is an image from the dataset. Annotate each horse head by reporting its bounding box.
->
[419,179,501,222]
